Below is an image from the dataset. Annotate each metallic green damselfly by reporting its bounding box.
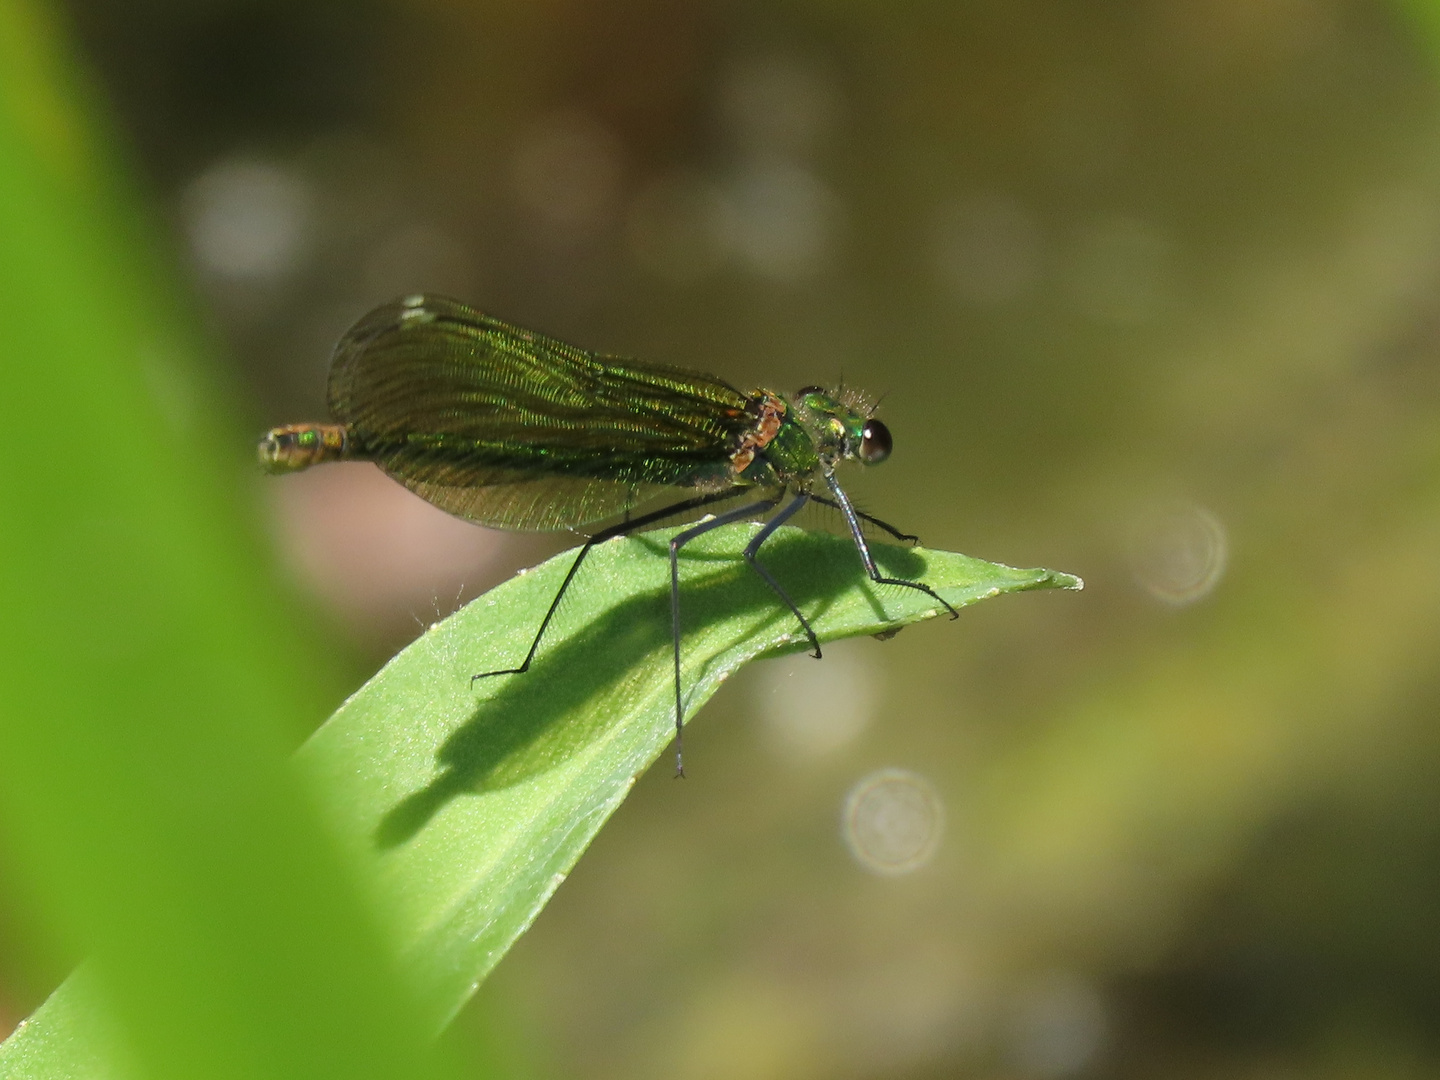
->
[260,294,957,773]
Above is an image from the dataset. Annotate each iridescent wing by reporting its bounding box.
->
[327,295,753,531]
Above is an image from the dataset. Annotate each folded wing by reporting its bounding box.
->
[327,295,753,530]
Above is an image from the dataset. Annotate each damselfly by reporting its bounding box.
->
[260,294,956,773]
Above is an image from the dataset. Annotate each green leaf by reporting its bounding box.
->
[0,969,137,1080]
[296,521,1081,1031]
[0,2,462,1077]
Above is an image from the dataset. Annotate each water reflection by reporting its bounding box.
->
[755,638,878,759]
[1128,500,1229,606]
[842,768,945,876]
[182,157,314,281]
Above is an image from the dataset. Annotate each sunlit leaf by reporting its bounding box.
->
[296,521,1081,1030]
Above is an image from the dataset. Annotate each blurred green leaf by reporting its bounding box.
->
[296,522,1080,1030]
[0,1,459,1078]
[0,969,135,1080]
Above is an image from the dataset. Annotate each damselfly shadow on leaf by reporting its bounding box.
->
[369,526,932,848]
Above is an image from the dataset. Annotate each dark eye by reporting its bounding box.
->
[859,419,892,464]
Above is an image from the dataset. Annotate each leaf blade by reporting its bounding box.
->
[296,522,1081,1030]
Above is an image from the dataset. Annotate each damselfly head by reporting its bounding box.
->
[789,386,892,467]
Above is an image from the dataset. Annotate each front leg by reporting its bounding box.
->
[808,493,919,545]
[824,471,958,620]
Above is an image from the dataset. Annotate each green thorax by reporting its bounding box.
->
[740,387,880,489]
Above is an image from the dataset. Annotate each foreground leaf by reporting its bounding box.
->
[296,521,1081,1031]
[0,1,458,1077]
[0,969,135,1080]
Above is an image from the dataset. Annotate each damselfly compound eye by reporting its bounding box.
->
[859,418,892,464]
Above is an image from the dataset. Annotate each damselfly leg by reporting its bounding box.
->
[824,472,959,621]
[471,487,748,683]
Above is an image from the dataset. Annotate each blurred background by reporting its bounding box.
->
[7,0,1440,1077]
